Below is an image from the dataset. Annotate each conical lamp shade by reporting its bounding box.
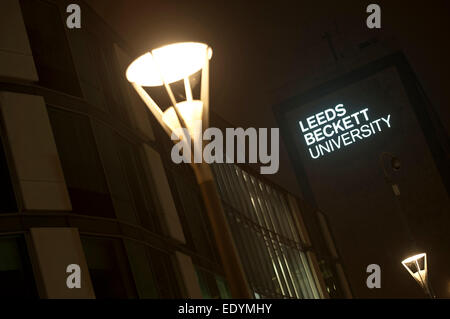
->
[126,42,212,87]
[401,253,428,290]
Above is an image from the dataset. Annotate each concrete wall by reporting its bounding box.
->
[0,0,38,81]
[30,227,95,299]
[0,92,71,211]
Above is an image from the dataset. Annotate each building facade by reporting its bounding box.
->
[0,0,346,298]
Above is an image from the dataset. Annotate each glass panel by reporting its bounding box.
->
[147,248,181,298]
[81,236,137,299]
[0,136,17,213]
[215,275,232,299]
[48,107,115,218]
[171,171,216,260]
[276,192,301,243]
[0,236,38,298]
[124,240,158,298]
[20,0,82,96]
[228,213,260,293]
[85,34,129,123]
[115,136,161,232]
[195,267,211,299]
[233,166,260,223]
[299,251,320,298]
[92,121,138,224]
[213,163,321,299]
[245,174,292,297]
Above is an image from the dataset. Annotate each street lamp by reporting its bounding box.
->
[379,153,434,297]
[126,42,251,298]
[401,253,435,298]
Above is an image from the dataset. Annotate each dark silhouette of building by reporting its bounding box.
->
[274,45,450,298]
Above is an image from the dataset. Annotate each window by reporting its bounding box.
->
[123,240,159,298]
[212,163,321,299]
[0,236,38,298]
[20,0,82,96]
[84,32,129,123]
[92,120,162,232]
[169,167,217,261]
[195,266,212,298]
[0,136,17,213]
[215,275,231,299]
[90,120,138,224]
[81,236,137,299]
[47,107,115,218]
[147,247,182,298]
[195,266,231,299]
[115,135,162,233]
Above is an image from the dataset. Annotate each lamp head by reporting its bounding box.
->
[125,41,212,141]
[401,253,428,288]
[126,42,212,87]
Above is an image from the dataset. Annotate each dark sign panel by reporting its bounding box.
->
[275,52,450,298]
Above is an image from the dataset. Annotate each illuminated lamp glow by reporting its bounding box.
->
[126,42,212,87]
[163,100,203,137]
[401,253,428,287]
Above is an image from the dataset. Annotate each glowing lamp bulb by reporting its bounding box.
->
[162,100,203,138]
[126,42,212,87]
[401,253,428,287]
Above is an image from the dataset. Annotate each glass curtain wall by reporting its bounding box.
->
[212,163,320,299]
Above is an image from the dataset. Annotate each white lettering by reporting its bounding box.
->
[366,4,381,29]
[66,264,81,289]
[66,4,81,29]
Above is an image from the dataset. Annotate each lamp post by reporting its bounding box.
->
[126,42,251,298]
[379,152,415,243]
[401,253,435,298]
[379,153,435,298]
[379,152,401,196]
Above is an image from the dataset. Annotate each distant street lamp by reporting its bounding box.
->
[401,253,435,298]
[378,152,413,241]
[126,42,251,298]
[379,153,434,298]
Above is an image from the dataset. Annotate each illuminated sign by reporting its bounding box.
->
[299,104,391,159]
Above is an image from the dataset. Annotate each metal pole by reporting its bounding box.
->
[191,162,252,298]
[378,152,415,244]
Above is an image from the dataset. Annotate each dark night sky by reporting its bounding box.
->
[85,0,450,198]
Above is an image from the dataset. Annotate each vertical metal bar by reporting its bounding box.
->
[246,174,292,297]
[201,47,210,129]
[192,163,252,298]
[230,166,278,295]
[184,77,193,101]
